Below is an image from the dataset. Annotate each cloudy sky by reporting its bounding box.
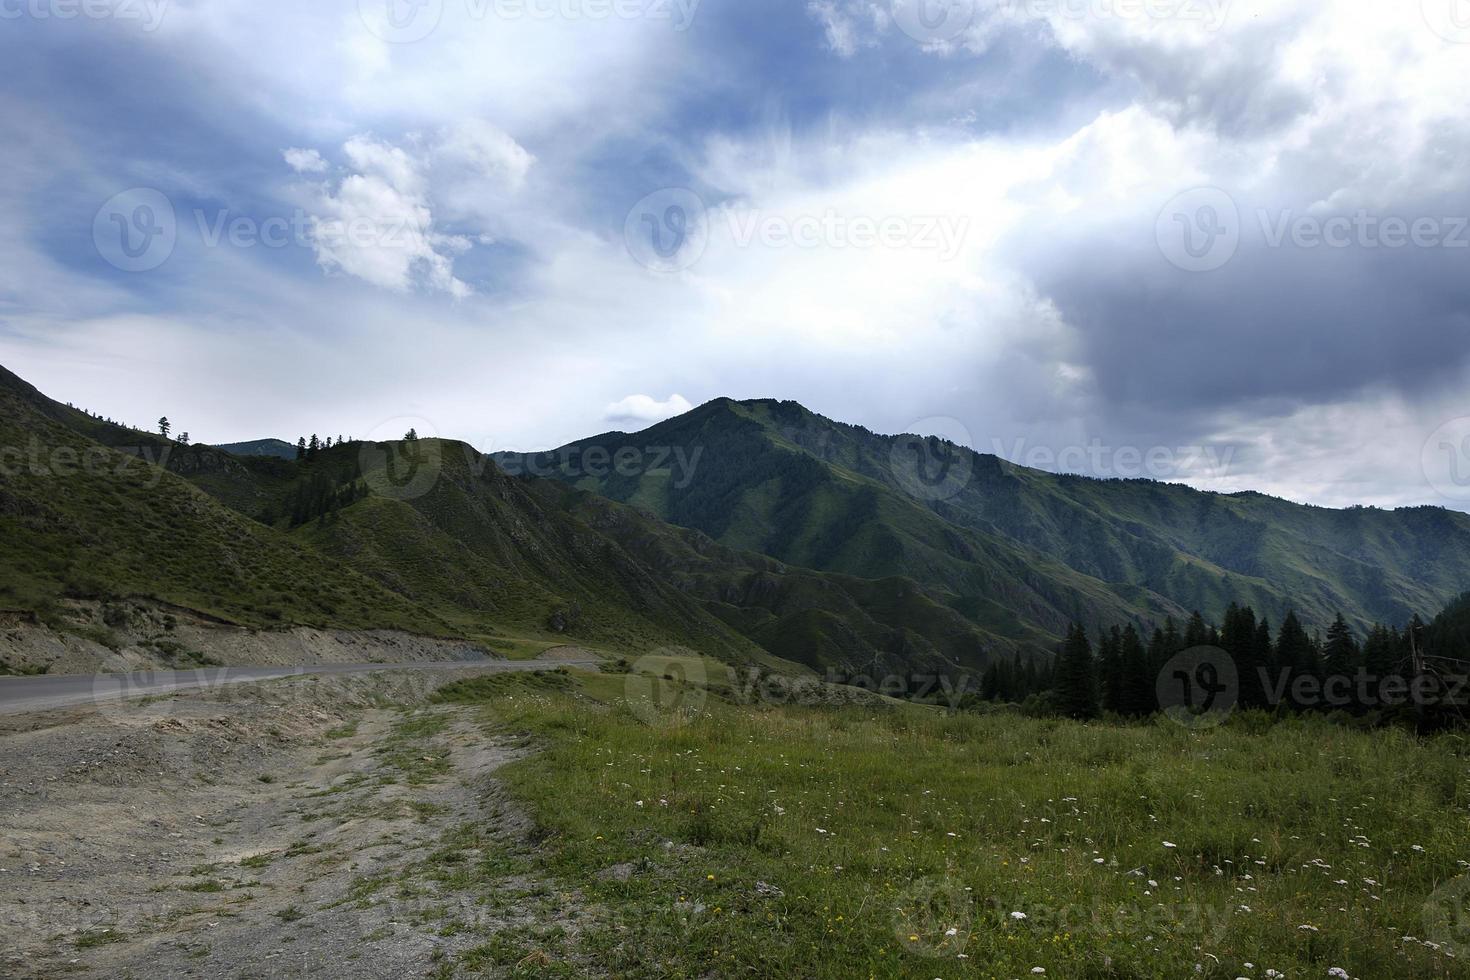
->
[3,0,1470,510]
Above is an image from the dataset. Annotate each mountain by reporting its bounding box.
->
[0,365,819,667]
[215,438,298,460]
[0,365,448,634]
[497,397,1470,644]
[12,358,1465,676]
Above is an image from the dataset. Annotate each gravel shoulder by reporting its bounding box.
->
[0,668,594,979]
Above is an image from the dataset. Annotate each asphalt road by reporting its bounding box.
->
[0,660,595,716]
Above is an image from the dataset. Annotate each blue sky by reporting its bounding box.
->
[3,0,1470,510]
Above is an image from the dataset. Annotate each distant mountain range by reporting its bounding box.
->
[496,397,1470,649]
[214,439,298,460]
[4,362,1468,676]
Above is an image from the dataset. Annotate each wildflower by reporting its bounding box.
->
[1163,842,1177,849]
[1328,970,1349,979]
[1010,912,1027,920]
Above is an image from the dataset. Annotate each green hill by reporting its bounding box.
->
[0,366,449,634]
[0,365,765,659]
[498,397,1470,644]
[12,359,1465,675]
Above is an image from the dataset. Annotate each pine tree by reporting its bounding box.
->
[296,437,307,460]
[1322,614,1359,680]
[1099,626,1124,714]
[1054,624,1099,721]
[1120,624,1154,717]
[1275,612,1313,711]
[1223,604,1268,711]
[158,416,171,439]
[1184,611,1210,649]
[308,434,320,458]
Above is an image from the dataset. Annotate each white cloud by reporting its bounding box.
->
[434,120,535,191]
[605,394,695,426]
[301,136,469,298]
[282,147,329,173]
[292,125,534,298]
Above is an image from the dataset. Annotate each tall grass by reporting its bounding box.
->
[457,669,1470,977]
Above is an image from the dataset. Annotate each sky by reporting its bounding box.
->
[2,0,1470,511]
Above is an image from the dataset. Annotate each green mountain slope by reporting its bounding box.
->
[531,480,1047,675]
[0,366,450,633]
[0,365,774,662]
[499,397,1470,643]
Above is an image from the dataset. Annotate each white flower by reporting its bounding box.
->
[1328,969,1349,979]
[1010,911,1027,920]
[1031,970,1046,975]
[1163,841,1177,848]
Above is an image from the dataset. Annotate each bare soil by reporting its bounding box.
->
[0,599,491,676]
[0,668,591,978]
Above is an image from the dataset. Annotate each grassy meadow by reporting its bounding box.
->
[413,660,1470,978]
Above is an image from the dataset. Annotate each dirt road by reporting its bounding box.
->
[0,660,597,715]
[0,666,596,978]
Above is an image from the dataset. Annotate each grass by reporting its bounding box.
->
[74,928,129,949]
[450,665,1470,978]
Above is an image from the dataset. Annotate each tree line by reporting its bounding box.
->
[971,599,1470,731]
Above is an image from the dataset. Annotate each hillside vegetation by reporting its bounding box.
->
[501,397,1470,649]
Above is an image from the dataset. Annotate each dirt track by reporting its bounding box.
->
[0,668,593,978]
